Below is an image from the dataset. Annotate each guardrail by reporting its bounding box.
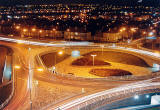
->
[0,55,14,109]
[54,82,160,110]
[53,71,160,82]
[0,81,14,109]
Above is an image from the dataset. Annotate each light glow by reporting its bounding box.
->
[14,65,21,69]
[134,95,139,99]
[32,28,36,32]
[37,68,44,72]
[58,51,63,55]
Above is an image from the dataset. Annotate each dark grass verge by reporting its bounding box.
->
[83,51,150,67]
[72,57,111,66]
[41,52,70,68]
[90,69,132,77]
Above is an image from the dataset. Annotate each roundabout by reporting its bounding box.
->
[39,47,157,79]
[1,36,160,110]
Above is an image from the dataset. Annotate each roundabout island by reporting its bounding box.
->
[40,47,156,79]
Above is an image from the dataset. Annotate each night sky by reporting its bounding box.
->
[0,0,159,6]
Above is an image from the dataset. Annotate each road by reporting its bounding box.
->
[0,40,134,110]
[0,36,159,110]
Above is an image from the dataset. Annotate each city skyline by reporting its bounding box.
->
[1,0,160,110]
[0,0,159,6]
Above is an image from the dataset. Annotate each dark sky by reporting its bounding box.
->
[0,0,159,6]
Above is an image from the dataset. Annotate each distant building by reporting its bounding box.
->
[102,32,122,42]
[44,30,63,39]
[64,28,91,41]
[22,28,63,39]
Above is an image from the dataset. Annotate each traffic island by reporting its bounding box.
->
[89,69,132,77]
[83,51,151,67]
[72,57,110,66]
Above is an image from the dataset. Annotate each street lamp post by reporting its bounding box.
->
[55,51,63,65]
[100,45,104,56]
[16,41,43,110]
[39,30,42,40]
[15,26,21,38]
[31,28,36,38]
[91,54,97,66]
[54,51,63,74]
[67,29,70,42]
[14,64,43,110]
[53,28,56,39]
[149,32,154,49]
[28,47,32,110]
[13,65,21,89]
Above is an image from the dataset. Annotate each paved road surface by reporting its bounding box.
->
[0,37,159,110]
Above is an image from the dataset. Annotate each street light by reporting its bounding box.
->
[14,65,21,69]
[14,64,43,110]
[67,28,71,41]
[53,28,56,31]
[53,51,63,74]
[100,45,104,55]
[37,68,44,72]
[119,27,126,41]
[55,51,64,64]
[134,95,139,100]
[54,51,64,73]
[23,28,27,32]
[28,47,33,110]
[143,31,146,35]
[22,28,28,37]
[14,65,21,89]
[28,48,44,110]
[146,95,150,98]
[149,32,154,36]
[58,51,63,55]
[39,30,42,33]
[122,27,126,31]
[91,54,97,66]
[32,28,36,32]
[53,28,56,39]
[16,42,43,110]
[130,28,137,40]
[143,31,146,36]
[120,29,123,32]
[39,30,42,39]
[130,28,136,32]
[15,26,20,30]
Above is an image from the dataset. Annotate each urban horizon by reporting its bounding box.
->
[0,0,160,6]
[1,0,160,110]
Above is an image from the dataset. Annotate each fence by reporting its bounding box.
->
[0,55,14,110]
[54,83,160,110]
[52,70,160,82]
[0,81,14,109]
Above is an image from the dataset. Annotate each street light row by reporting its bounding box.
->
[119,27,156,37]
[16,26,44,33]
[15,25,70,33]
[14,65,44,72]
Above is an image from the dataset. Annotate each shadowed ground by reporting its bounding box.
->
[83,51,150,67]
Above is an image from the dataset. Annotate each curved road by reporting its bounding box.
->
[0,36,159,110]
